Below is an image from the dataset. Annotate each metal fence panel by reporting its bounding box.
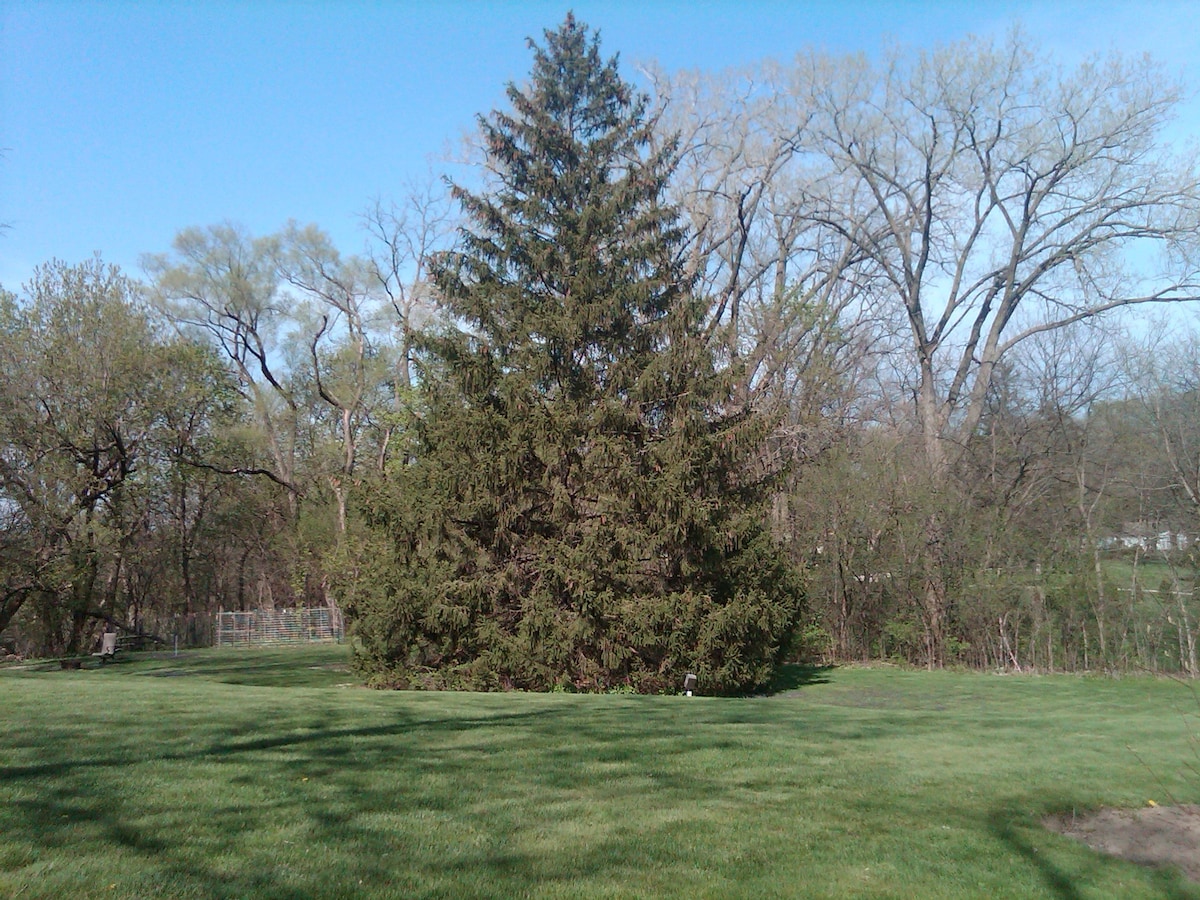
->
[215,607,343,647]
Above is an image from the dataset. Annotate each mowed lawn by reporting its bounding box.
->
[2,648,1199,899]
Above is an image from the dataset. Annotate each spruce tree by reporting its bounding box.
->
[343,15,803,693]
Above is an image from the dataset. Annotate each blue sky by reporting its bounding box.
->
[2,1,1198,290]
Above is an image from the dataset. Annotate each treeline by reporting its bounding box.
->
[789,346,1200,675]
[3,18,1200,682]
[0,213,451,657]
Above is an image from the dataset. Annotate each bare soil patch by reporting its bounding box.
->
[1045,805,1200,882]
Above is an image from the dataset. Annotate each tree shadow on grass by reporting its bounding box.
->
[0,705,561,782]
[0,674,966,899]
[0,698,814,899]
[757,663,835,695]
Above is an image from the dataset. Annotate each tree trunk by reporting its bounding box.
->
[921,511,948,669]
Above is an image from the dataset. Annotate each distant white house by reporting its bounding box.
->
[1102,522,1193,552]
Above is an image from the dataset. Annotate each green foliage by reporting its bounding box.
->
[341,16,802,694]
[0,259,245,655]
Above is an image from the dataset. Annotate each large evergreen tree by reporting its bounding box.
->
[342,15,802,693]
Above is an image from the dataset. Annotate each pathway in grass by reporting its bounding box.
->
[2,651,1199,898]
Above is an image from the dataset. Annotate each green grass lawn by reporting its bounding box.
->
[2,648,1199,899]
[1102,558,1185,588]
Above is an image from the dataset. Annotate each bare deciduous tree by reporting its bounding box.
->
[273,222,380,534]
[143,224,302,507]
[793,35,1200,475]
[650,65,890,463]
[361,181,454,469]
[789,36,1200,663]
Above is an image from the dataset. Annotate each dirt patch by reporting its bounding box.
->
[1045,805,1200,882]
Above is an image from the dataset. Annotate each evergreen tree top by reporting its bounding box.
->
[475,12,655,201]
[513,12,633,144]
[436,12,687,365]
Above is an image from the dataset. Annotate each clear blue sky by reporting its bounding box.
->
[2,1,1198,290]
